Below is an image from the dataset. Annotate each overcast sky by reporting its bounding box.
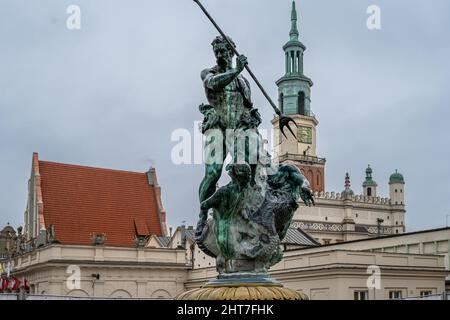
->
[1,0,449,233]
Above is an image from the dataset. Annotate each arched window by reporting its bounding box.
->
[367,187,372,197]
[307,170,314,187]
[279,93,284,113]
[298,91,305,115]
[291,51,295,73]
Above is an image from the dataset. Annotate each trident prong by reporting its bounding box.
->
[280,115,297,139]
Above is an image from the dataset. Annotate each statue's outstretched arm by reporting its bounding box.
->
[201,69,238,90]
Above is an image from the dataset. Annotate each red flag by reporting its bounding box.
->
[23,278,29,290]
[12,275,21,292]
[1,276,9,292]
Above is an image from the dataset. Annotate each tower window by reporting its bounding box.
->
[298,91,305,115]
[395,189,398,193]
[367,187,372,197]
[279,93,284,113]
[291,51,295,73]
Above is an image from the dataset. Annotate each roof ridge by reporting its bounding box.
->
[39,160,146,175]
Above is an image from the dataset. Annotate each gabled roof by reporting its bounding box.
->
[282,228,320,246]
[32,153,167,247]
[185,229,195,241]
[154,236,171,248]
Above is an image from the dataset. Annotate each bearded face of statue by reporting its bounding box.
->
[213,43,234,70]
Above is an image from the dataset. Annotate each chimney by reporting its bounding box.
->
[146,168,155,186]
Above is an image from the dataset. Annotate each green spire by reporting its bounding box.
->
[290,1,299,41]
[363,165,377,187]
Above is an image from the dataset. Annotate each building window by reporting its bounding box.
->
[387,216,390,220]
[354,290,368,300]
[323,239,331,245]
[355,213,359,218]
[396,230,399,234]
[400,189,403,193]
[420,290,433,297]
[389,290,403,299]
[307,170,314,187]
[395,189,398,193]
[367,187,372,196]
[325,217,328,221]
[298,91,305,115]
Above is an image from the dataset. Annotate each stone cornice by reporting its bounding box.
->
[276,74,313,87]
[10,244,189,273]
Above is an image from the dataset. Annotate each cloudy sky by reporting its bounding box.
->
[1,0,449,232]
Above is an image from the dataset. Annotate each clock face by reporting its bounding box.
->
[298,126,312,144]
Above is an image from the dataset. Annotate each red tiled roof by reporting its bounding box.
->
[37,157,165,247]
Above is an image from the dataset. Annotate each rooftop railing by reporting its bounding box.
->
[279,153,326,165]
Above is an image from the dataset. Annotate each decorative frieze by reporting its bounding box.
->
[291,221,393,235]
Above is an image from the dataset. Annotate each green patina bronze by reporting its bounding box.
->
[193,0,315,279]
[363,165,378,187]
[390,170,405,184]
[277,1,314,117]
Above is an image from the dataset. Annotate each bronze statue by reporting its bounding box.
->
[178,0,314,300]
[196,35,263,237]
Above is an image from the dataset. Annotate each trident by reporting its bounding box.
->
[193,0,297,139]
